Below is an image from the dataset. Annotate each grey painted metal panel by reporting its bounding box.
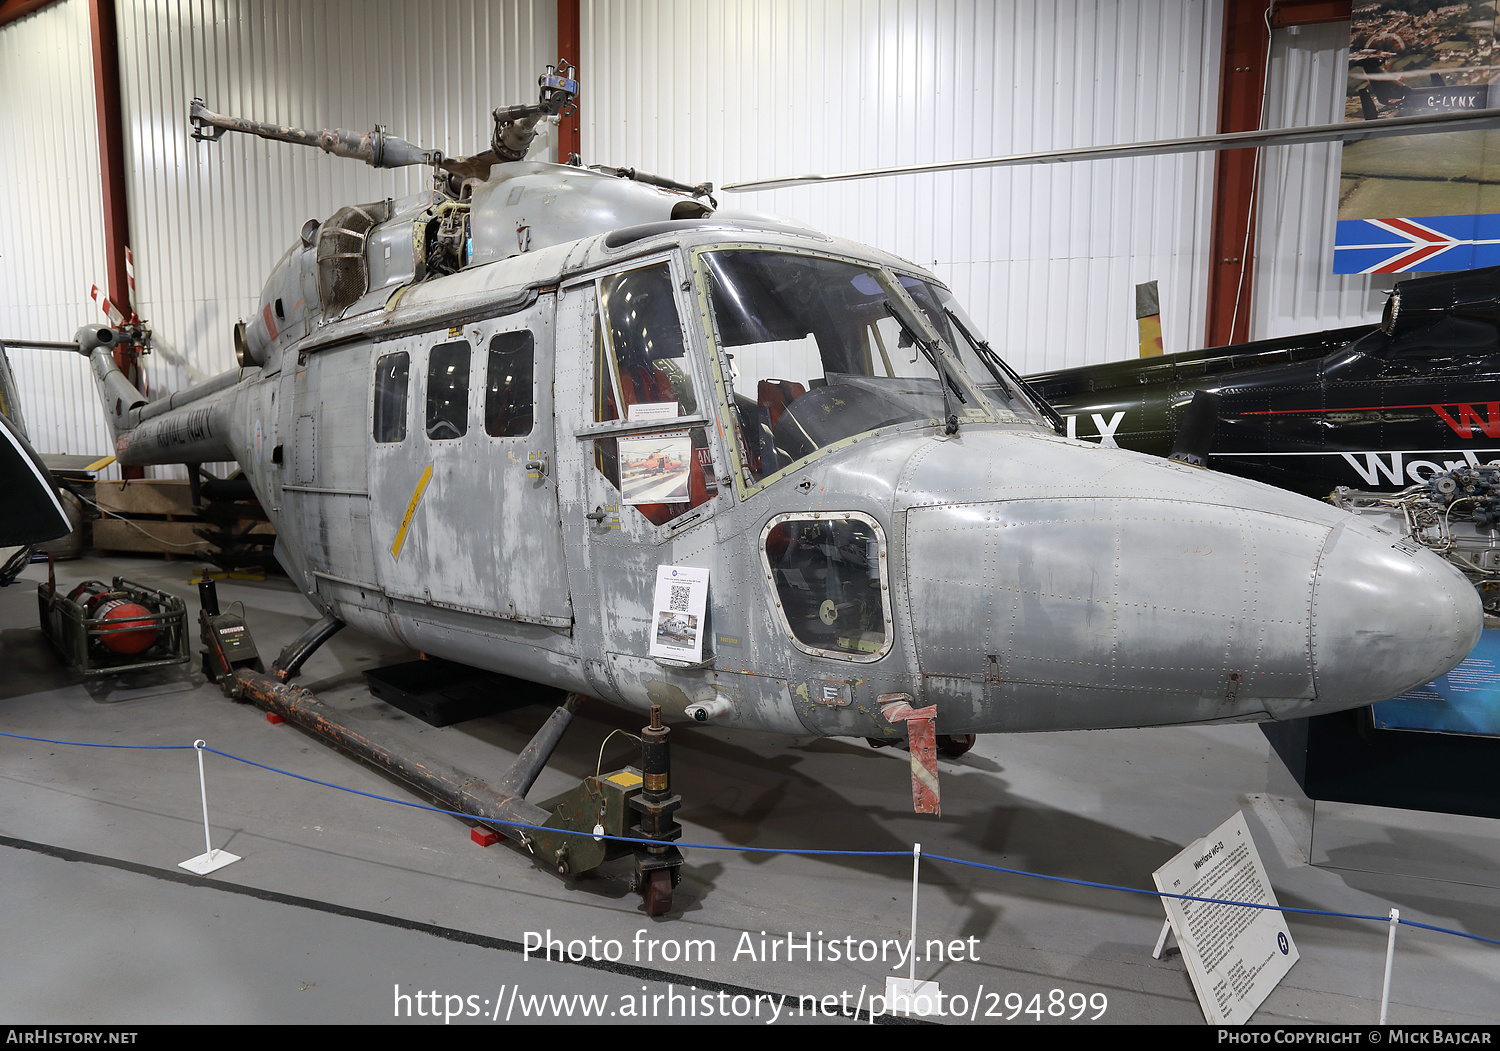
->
[287,340,376,589]
[893,428,1473,731]
[365,303,571,625]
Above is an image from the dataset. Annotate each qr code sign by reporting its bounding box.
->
[668,584,691,612]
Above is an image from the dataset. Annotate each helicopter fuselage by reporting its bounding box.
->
[89,162,1483,741]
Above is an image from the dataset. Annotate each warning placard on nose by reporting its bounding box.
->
[1153,810,1297,1025]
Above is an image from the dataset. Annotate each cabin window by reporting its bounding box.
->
[485,330,534,437]
[372,351,409,443]
[426,340,470,441]
[761,512,892,661]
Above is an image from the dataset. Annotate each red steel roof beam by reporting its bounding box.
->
[1205,0,1272,348]
[88,0,143,476]
[88,0,131,326]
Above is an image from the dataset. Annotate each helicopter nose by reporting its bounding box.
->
[1306,517,1482,708]
[887,432,1482,731]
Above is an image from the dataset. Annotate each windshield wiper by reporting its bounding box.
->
[883,301,962,434]
[944,308,1066,435]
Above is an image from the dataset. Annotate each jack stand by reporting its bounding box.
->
[197,578,263,681]
[629,704,684,916]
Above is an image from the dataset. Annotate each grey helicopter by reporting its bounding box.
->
[70,66,1482,852]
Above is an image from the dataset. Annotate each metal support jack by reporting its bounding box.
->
[629,705,684,916]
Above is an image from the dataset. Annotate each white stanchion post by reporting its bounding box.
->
[909,842,921,985]
[195,741,213,855]
[1380,907,1400,1024]
[179,740,242,875]
[886,842,940,1017]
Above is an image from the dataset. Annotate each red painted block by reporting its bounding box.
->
[471,826,501,847]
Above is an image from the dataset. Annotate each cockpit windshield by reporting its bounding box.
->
[894,275,1059,431]
[700,249,995,484]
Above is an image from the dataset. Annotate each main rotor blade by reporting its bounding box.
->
[723,107,1500,192]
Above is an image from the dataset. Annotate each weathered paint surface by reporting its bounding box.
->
[82,160,1483,749]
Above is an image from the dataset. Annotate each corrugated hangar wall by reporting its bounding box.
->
[0,0,111,466]
[580,0,1224,373]
[0,0,558,473]
[1,0,1387,466]
[1253,19,1398,339]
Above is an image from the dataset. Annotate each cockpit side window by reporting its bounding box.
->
[373,351,409,443]
[426,340,470,441]
[590,263,716,527]
[598,263,699,419]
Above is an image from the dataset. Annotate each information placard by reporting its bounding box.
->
[1152,810,1297,1025]
[649,565,709,663]
[618,431,692,506]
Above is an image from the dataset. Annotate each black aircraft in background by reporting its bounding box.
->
[0,341,77,581]
[1024,267,1500,499]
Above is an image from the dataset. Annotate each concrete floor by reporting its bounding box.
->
[0,555,1496,1026]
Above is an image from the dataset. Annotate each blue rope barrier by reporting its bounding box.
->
[923,852,1500,947]
[7,729,1499,949]
[0,730,192,750]
[200,747,908,856]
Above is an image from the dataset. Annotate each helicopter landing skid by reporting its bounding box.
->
[195,582,685,915]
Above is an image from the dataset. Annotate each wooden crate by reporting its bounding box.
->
[91,478,276,562]
[92,519,209,556]
[92,479,206,558]
[93,480,196,517]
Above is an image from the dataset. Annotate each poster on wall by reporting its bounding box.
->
[1336,3,1500,274]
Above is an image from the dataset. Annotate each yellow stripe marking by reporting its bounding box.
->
[390,464,434,559]
[84,456,116,471]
